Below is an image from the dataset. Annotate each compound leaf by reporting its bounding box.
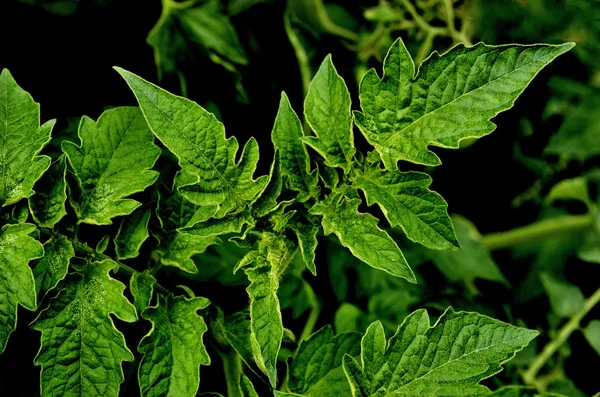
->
[115,206,152,259]
[243,255,283,388]
[354,38,574,170]
[32,233,74,298]
[312,197,415,282]
[0,68,53,207]
[155,189,219,273]
[0,223,42,353]
[272,92,319,202]
[303,55,355,173]
[354,165,458,250]
[138,294,211,397]
[61,107,160,225]
[116,68,268,217]
[342,308,538,396]
[288,325,361,396]
[31,259,138,397]
[130,271,156,315]
[29,156,68,228]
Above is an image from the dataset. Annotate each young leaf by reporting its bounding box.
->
[138,294,211,397]
[115,206,152,259]
[289,218,319,275]
[31,260,138,397]
[96,235,110,253]
[252,150,282,217]
[155,189,219,273]
[32,234,74,298]
[540,272,585,318]
[288,325,361,396]
[583,320,600,356]
[354,166,459,250]
[181,212,254,237]
[342,308,538,396]
[0,68,54,207]
[239,374,259,397]
[29,156,68,228]
[243,255,283,388]
[115,68,268,217]
[354,38,574,170]
[303,55,355,173]
[271,92,319,202]
[0,223,42,353]
[130,271,156,315]
[312,197,416,282]
[61,107,160,224]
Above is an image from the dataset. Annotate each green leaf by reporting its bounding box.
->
[0,223,42,352]
[61,107,160,224]
[290,216,319,275]
[244,255,283,388]
[138,294,211,397]
[96,235,110,253]
[312,197,415,282]
[155,189,219,273]
[428,216,507,284]
[288,325,361,396]
[488,386,569,396]
[540,272,585,318]
[354,165,458,250]
[130,271,156,315]
[240,373,259,397]
[0,68,54,207]
[182,212,254,237]
[115,206,152,259]
[583,320,600,356]
[271,92,319,202]
[29,156,68,228]
[31,259,138,397]
[303,55,355,173]
[252,150,283,217]
[116,68,268,217]
[545,177,592,208]
[342,308,538,396]
[354,38,574,169]
[222,311,256,372]
[33,234,74,298]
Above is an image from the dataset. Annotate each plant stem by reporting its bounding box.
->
[479,214,594,251]
[220,350,243,397]
[522,286,600,387]
[399,0,445,36]
[299,281,321,343]
[71,240,170,295]
[284,13,312,99]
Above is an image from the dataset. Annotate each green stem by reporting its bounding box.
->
[522,286,600,387]
[414,30,436,66]
[299,282,322,343]
[71,240,170,295]
[221,350,243,397]
[479,214,594,251]
[284,13,312,99]
[399,0,445,36]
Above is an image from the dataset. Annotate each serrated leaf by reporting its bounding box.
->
[116,68,268,217]
[138,294,211,397]
[272,92,319,201]
[240,373,259,397]
[540,272,585,318]
[0,223,42,353]
[156,189,219,273]
[182,211,254,237]
[288,325,361,396]
[312,197,415,282]
[61,107,160,224]
[355,165,458,250]
[428,216,507,284]
[253,150,282,217]
[29,156,68,228]
[0,68,53,207]
[354,39,574,170]
[244,255,283,388]
[290,218,319,275]
[33,234,73,298]
[130,271,156,315]
[31,259,138,397]
[115,206,152,259]
[583,320,600,356]
[222,312,255,370]
[303,55,355,173]
[343,308,538,396]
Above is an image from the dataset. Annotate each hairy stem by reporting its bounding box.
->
[522,286,600,387]
[221,350,243,397]
[479,214,594,251]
